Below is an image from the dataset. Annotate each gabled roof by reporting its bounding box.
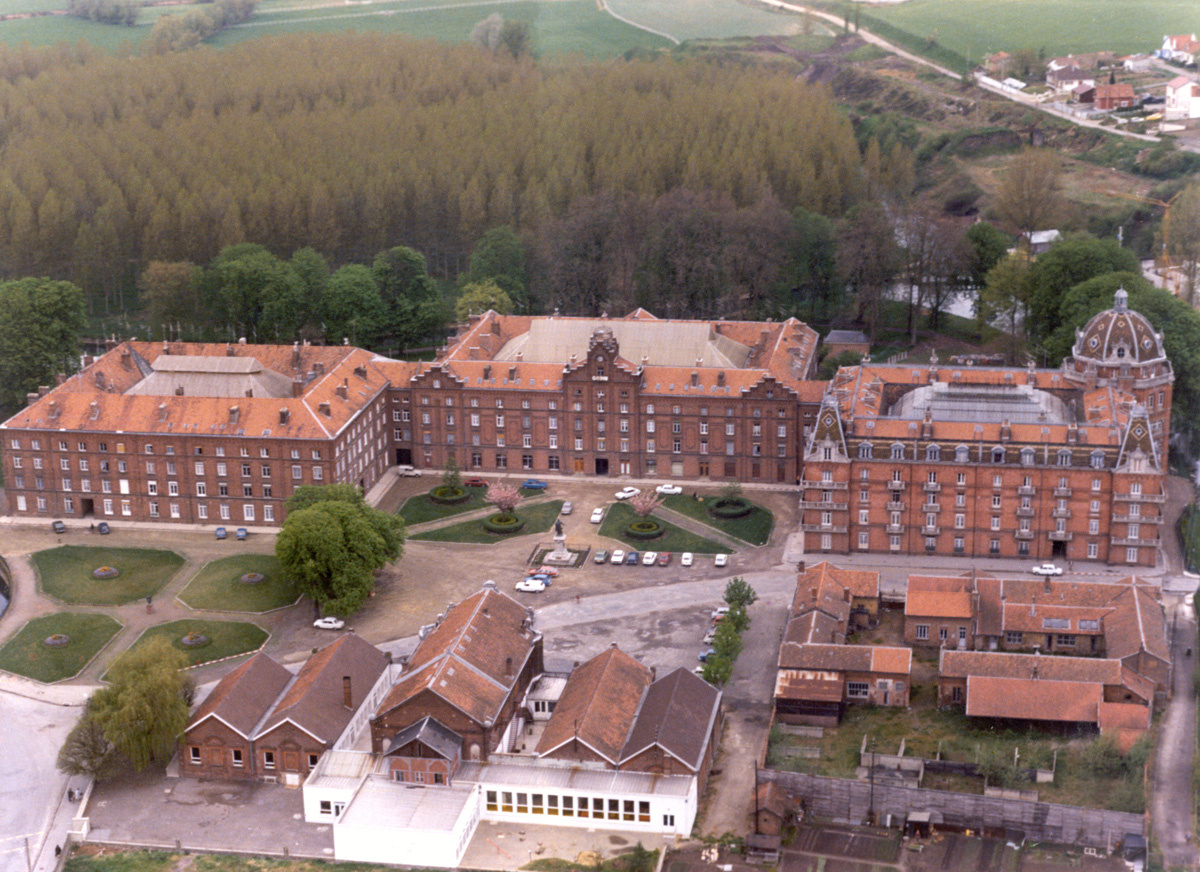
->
[186,651,292,738]
[778,642,910,675]
[1103,583,1169,664]
[1098,702,1150,752]
[536,646,652,763]
[375,586,539,727]
[939,649,1123,684]
[620,667,721,772]
[905,576,973,619]
[800,562,879,600]
[384,716,463,760]
[966,676,1101,723]
[256,634,389,743]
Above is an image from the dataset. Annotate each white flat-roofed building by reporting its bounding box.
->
[303,750,374,822]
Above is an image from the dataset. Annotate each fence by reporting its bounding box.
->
[760,769,1142,850]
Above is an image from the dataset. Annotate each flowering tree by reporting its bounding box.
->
[629,491,664,518]
[485,481,524,519]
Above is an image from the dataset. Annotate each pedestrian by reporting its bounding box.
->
[575,594,580,605]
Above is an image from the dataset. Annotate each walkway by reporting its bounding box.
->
[1152,598,1199,870]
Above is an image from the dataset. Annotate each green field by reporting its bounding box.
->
[33,545,184,606]
[179,555,298,613]
[598,502,732,554]
[0,612,121,682]
[124,619,268,668]
[662,493,774,545]
[603,0,813,41]
[412,499,563,543]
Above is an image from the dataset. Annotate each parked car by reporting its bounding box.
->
[614,487,641,500]
[610,549,625,565]
[560,501,573,515]
[590,507,605,524]
[714,554,728,568]
[625,551,640,565]
[313,616,345,630]
[96,521,110,535]
[698,648,717,662]
[396,465,420,477]
[680,552,694,567]
[703,628,717,644]
[515,578,547,593]
[526,573,553,586]
[1031,563,1063,576]
[52,520,67,534]
[594,549,610,564]
[236,527,248,541]
[642,551,658,566]
[529,566,560,577]
[214,526,227,540]
[521,479,548,490]
[656,484,683,495]
[657,552,672,566]
[464,477,487,488]
[712,606,730,623]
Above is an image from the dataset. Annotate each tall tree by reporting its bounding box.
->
[0,277,87,415]
[1168,183,1200,305]
[836,203,898,343]
[995,148,1064,237]
[322,264,385,347]
[1024,234,1139,345]
[371,246,441,349]
[465,227,527,308]
[779,207,838,322]
[139,261,199,329]
[965,222,1011,288]
[977,253,1031,362]
[454,280,513,321]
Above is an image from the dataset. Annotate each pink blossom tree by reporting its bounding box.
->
[485,481,524,519]
[628,491,664,519]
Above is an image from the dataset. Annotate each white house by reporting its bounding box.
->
[1162,35,1199,65]
[1166,76,1200,119]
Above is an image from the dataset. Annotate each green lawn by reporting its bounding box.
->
[412,499,564,543]
[662,493,774,545]
[0,612,121,682]
[179,555,298,613]
[604,0,811,40]
[125,619,268,669]
[397,485,490,526]
[598,502,732,554]
[33,545,184,606]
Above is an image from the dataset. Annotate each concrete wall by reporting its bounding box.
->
[760,769,1141,849]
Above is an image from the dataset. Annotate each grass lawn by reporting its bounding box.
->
[179,555,298,613]
[33,545,184,606]
[598,502,732,554]
[605,0,807,41]
[412,499,564,543]
[125,619,268,669]
[661,493,773,545]
[397,485,489,526]
[0,612,121,682]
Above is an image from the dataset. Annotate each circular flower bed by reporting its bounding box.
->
[709,498,753,519]
[625,520,664,540]
[239,572,265,585]
[429,485,470,505]
[483,513,525,535]
[180,632,210,648]
[43,634,70,648]
[92,566,120,579]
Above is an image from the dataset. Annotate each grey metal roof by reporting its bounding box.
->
[306,749,374,791]
[127,355,295,399]
[824,330,869,344]
[494,319,752,369]
[384,716,463,760]
[888,382,1070,425]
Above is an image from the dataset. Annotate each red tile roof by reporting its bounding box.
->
[966,676,1102,723]
[905,577,973,619]
[939,650,1123,684]
[186,652,292,738]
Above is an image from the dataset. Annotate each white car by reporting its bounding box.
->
[610,549,626,565]
[396,465,420,477]
[313,617,345,630]
[714,554,728,568]
[515,578,547,593]
[561,501,573,515]
[655,484,683,495]
[703,627,716,644]
[680,552,694,567]
[615,487,641,500]
[1031,563,1064,576]
[642,551,658,566]
[590,507,605,524]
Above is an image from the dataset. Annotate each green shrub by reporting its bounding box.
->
[709,498,753,519]
[625,520,664,540]
[482,513,524,534]
[429,486,469,505]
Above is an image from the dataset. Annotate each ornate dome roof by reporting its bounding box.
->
[1072,288,1165,365]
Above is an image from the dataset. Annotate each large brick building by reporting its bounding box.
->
[799,290,1171,566]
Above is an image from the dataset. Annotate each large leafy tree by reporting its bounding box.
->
[86,636,190,773]
[779,206,838,322]
[1024,234,1139,346]
[321,264,385,347]
[276,484,404,617]
[965,222,1011,289]
[465,227,528,308]
[454,280,514,321]
[371,246,443,349]
[995,148,1064,237]
[0,277,87,415]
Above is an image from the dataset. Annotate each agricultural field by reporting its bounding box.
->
[602,0,818,42]
[865,0,1200,61]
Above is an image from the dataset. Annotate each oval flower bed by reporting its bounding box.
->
[625,519,664,540]
[43,634,70,648]
[92,566,120,579]
[239,572,265,585]
[483,513,525,535]
[180,632,210,648]
[429,485,469,505]
[708,498,753,519]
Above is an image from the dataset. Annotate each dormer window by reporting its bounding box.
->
[890,443,905,460]
[925,444,940,462]
[858,442,873,459]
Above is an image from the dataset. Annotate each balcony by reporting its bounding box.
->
[800,523,847,534]
[1052,508,1072,519]
[1015,530,1035,540]
[1016,507,1035,518]
[1053,486,1072,497]
[1049,530,1073,542]
[799,500,847,510]
[887,481,908,491]
[1017,486,1036,496]
[1113,492,1166,504]
[886,501,905,512]
[923,482,942,494]
[886,523,905,534]
[800,480,847,491]
[1111,536,1161,547]
[921,525,940,536]
[921,502,941,514]
[1113,514,1162,524]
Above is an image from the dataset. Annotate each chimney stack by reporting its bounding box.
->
[292,378,304,398]
[158,403,168,422]
[717,371,726,387]
[26,392,39,407]
[48,400,59,419]
[279,408,290,425]
[120,349,131,370]
[228,405,240,425]
[89,401,100,420]
[336,383,348,400]
[343,676,353,709]
[292,342,301,370]
[504,657,513,678]
[319,401,331,417]
[175,386,185,396]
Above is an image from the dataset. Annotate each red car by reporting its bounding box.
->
[464,477,488,488]
[657,552,672,566]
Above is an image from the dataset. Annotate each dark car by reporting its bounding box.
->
[52,520,67,534]
[236,527,248,541]
[521,479,548,490]
[698,648,717,662]
[657,552,672,566]
[97,521,110,535]
[464,477,488,488]
[215,526,228,540]
[625,550,639,565]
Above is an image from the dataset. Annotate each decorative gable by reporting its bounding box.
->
[806,395,847,460]
[1116,407,1159,471]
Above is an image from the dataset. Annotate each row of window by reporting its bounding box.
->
[407,410,789,438]
[484,791,661,824]
[856,442,1114,468]
[409,390,783,421]
[14,494,272,522]
[822,530,1131,562]
[817,468,1150,497]
[188,746,319,769]
[9,437,321,461]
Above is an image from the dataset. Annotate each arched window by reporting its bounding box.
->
[1057,450,1072,466]
[890,443,905,460]
[1090,451,1106,469]
[955,445,970,463]
[991,447,1005,464]
[1020,448,1035,466]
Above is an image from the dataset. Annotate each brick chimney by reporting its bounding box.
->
[342,676,353,709]
[292,378,304,398]
[336,382,348,400]
[319,401,331,417]
[291,342,301,370]
[717,371,726,387]
[48,400,59,419]
[279,408,290,425]
[26,392,38,407]
[89,401,100,420]
[120,348,131,370]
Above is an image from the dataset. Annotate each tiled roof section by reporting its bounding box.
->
[384,716,463,760]
[791,571,852,619]
[774,669,843,703]
[801,563,880,600]
[905,576,973,619]
[870,647,912,675]
[756,781,790,818]
[376,586,538,727]
[1000,601,1110,633]
[1103,583,1169,663]
[536,646,652,763]
[256,634,389,743]
[939,650,1123,684]
[620,667,721,772]
[187,651,292,737]
[4,341,390,440]
[783,610,845,647]
[778,643,910,675]
[1097,702,1150,752]
[1121,665,1157,703]
[1073,299,1166,365]
[966,676,1102,723]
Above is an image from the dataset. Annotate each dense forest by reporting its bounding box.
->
[0,34,869,317]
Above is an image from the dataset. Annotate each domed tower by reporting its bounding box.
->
[1063,288,1174,463]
